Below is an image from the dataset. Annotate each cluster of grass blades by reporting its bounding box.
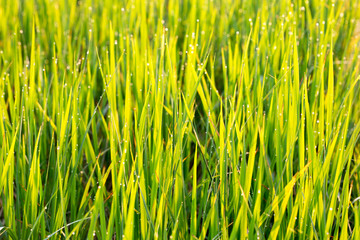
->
[1,0,360,239]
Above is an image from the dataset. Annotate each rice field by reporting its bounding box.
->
[0,0,360,239]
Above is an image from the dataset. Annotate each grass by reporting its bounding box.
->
[0,0,360,239]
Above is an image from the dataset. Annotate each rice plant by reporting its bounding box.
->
[0,0,360,239]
